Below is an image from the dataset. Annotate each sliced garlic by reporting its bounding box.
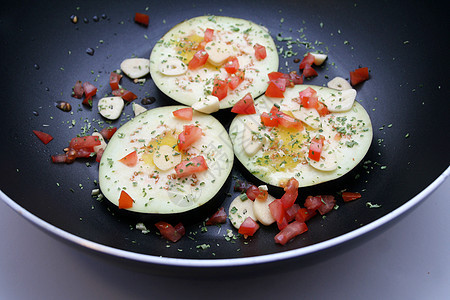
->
[132,103,147,117]
[308,145,338,171]
[159,57,187,76]
[253,193,276,226]
[322,89,357,112]
[311,53,327,66]
[205,40,235,66]
[228,195,257,229]
[153,145,181,171]
[327,76,352,91]
[258,185,268,191]
[98,96,124,120]
[120,58,150,79]
[92,132,107,153]
[242,120,263,156]
[291,107,321,129]
[191,95,220,114]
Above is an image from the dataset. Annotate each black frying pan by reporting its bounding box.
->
[0,0,448,274]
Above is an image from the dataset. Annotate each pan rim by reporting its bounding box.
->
[1,166,448,268]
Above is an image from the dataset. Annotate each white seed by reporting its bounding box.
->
[192,95,220,114]
[120,58,150,79]
[153,145,181,171]
[242,120,263,156]
[97,96,124,120]
[159,57,187,76]
[253,193,276,226]
[308,144,338,171]
[292,107,321,129]
[311,53,328,65]
[92,132,107,153]
[132,103,147,117]
[327,76,352,91]
[205,40,235,66]
[322,89,357,112]
[228,195,257,229]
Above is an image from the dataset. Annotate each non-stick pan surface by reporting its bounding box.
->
[0,0,448,269]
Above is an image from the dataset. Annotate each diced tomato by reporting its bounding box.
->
[109,72,122,90]
[177,124,203,152]
[174,223,185,237]
[112,88,137,102]
[54,149,74,163]
[254,43,267,60]
[175,155,208,178]
[295,208,316,222]
[288,71,303,85]
[224,56,239,74]
[299,87,319,109]
[268,104,303,130]
[269,104,279,115]
[265,81,285,98]
[269,199,285,224]
[285,204,301,222]
[69,136,101,151]
[271,76,287,92]
[212,78,228,100]
[277,112,303,130]
[299,53,315,69]
[118,190,134,209]
[350,67,369,86]
[271,77,287,92]
[308,135,325,162]
[317,195,336,215]
[205,207,227,225]
[197,41,207,51]
[316,102,330,116]
[280,177,299,209]
[231,93,256,115]
[72,80,84,99]
[82,82,97,100]
[51,154,68,163]
[204,28,214,42]
[245,185,261,201]
[99,127,117,140]
[155,221,185,242]
[95,148,104,163]
[188,50,209,70]
[110,88,124,96]
[277,217,289,230]
[74,148,94,158]
[119,150,138,167]
[255,190,268,202]
[172,107,193,121]
[260,111,278,127]
[33,130,53,145]
[342,191,362,202]
[52,135,102,164]
[238,217,260,238]
[268,72,285,81]
[134,12,149,27]
[270,72,300,89]
[302,64,318,78]
[274,221,308,245]
[227,70,245,90]
[304,195,323,211]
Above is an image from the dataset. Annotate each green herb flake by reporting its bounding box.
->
[366,202,382,209]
